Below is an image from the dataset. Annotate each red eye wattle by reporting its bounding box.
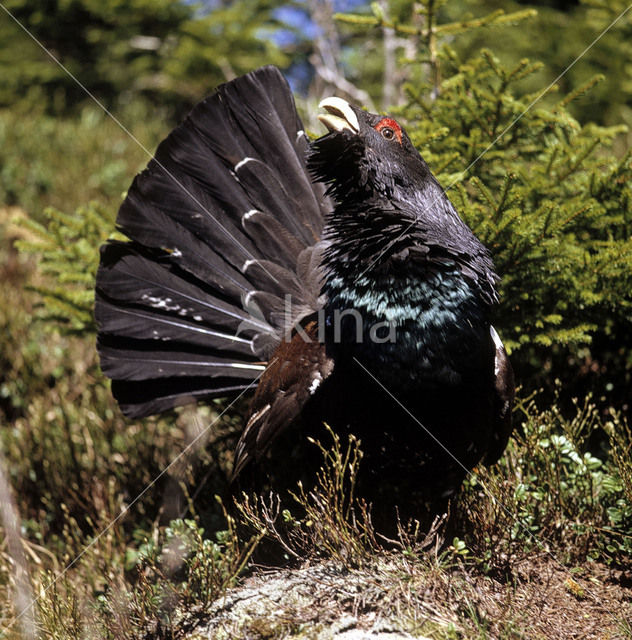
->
[374,118,403,144]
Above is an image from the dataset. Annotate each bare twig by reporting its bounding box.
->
[308,0,375,110]
[0,444,37,639]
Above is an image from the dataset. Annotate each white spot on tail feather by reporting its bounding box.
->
[234,157,255,172]
[228,363,266,371]
[142,294,181,313]
[244,291,256,308]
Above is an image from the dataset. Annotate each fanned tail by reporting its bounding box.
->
[95,66,329,418]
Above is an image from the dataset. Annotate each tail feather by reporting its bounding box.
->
[241,209,305,269]
[114,199,251,301]
[235,159,316,246]
[96,299,256,355]
[96,244,270,336]
[126,157,261,271]
[110,378,253,419]
[189,67,325,238]
[242,259,305,299]
[98,341,265,381]
[95,66,329,417]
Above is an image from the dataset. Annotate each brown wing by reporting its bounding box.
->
[484,326,515,465]
[232,319,334,478]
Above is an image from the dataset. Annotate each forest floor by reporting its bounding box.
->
[173,553,632,639]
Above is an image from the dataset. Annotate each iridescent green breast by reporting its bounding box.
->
[324,267,491,391]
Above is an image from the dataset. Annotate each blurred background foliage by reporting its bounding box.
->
[0,0,290,118]
[1,0,631,636]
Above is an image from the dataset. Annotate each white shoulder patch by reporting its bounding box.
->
[490,325,503,351]
[490,325,503,375]
[309,371,323,395]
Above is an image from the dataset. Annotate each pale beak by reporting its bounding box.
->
[318,97,360,134]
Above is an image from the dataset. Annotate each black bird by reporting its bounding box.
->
[95,66,514,510]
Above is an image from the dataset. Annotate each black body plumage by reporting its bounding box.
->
[95,66,514,512]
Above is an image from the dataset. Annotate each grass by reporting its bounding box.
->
[4,342,630,640]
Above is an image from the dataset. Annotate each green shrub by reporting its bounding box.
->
[456,396,632,570]
[13,202,118,333]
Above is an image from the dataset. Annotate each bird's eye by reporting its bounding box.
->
[374,118,403,144]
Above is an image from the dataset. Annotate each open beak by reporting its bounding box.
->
[318,97,360,134]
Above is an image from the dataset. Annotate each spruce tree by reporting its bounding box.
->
[337,0,632,405]
[0,0,290,117]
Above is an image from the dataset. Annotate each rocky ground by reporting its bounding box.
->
[170,553,632,640]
